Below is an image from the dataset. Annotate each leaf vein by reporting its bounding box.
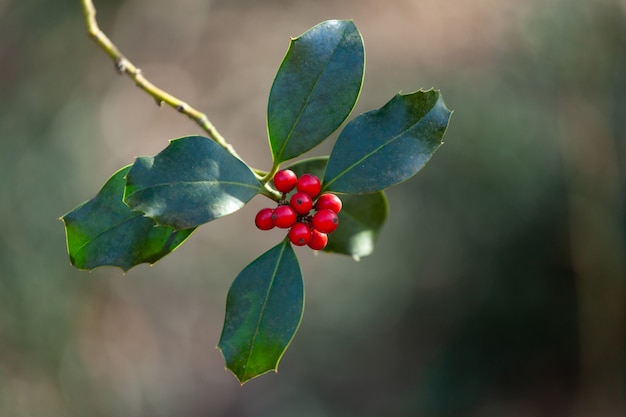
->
[126,180,260,196]
[72,212,144,257]
[324,107,437,191]
[243,239,288,375]
[275,27,347,161]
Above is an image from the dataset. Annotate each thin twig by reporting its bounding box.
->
[80,0,245,163]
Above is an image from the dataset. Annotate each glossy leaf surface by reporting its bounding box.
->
[61,166,194,271]
[218,239,303,384]
[268,20,365,163]
[288,157,388,258]
[124,136,262,230]
[323,89,452,194]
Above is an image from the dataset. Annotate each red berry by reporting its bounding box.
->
[272,205,297,229]
[316,193,342,213]
[255,207,275,230]
[289,192,313,215]
[307,229,328,250]
[296,174,321,198]
[273,169,297,193]
[312,209,339,233]
[288,222,312,246]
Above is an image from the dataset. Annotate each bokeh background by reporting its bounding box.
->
[1,0,625,415]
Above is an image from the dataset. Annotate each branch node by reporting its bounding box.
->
[154,98,164,107]
[175,103,187,113]
[114,57,126,74]
[198,115,209,126]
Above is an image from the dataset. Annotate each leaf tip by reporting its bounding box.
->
[216,344,277,385]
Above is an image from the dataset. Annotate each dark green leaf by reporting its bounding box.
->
[61,166,194,271]
[325,192,388,259]
[124,136,262,230]
[286,156,328,179]
[218,239,303,384]
[288,157,388,258]
[323,89,452,194]
[268,20,365,163]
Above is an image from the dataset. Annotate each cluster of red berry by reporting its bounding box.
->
[255,169,342,250]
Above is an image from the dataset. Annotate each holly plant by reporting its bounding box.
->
[62,19,452,384]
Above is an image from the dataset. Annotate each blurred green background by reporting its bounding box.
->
[1,0,624,415]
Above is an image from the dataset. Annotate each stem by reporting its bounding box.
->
[80,0,243,161]
[262,162,281,183]
[259,183,282,202]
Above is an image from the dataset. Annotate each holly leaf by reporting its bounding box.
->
[323,89,452,194]
[325,192,388,259]
[124,136,262,230]
[218,239,304,384]
[268,20,365,163]
[287,157,388,258]
[61,166,194,271]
